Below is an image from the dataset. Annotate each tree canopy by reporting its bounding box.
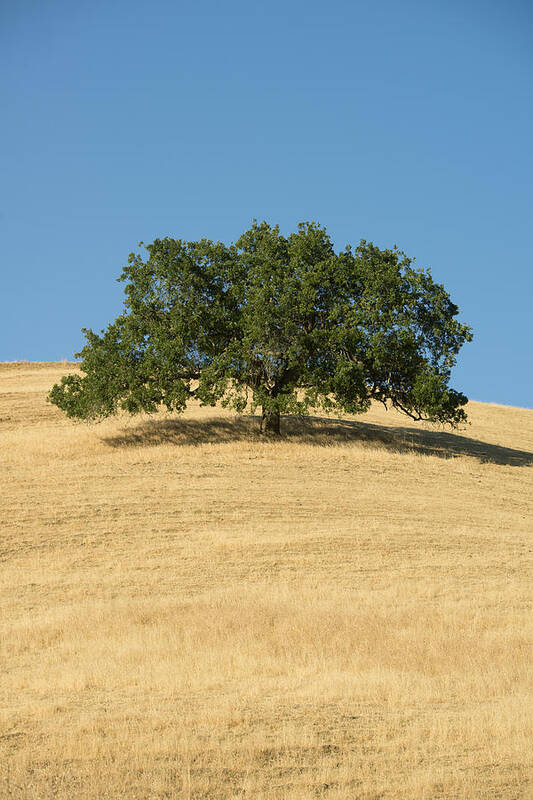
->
[49,221,473,434]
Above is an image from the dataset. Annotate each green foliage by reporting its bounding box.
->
[49,221,473,430]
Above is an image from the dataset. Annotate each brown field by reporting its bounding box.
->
[1,361,532,799]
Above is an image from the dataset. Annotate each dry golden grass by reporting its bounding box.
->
[1,361,532,799]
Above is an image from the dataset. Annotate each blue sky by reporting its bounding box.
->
[2,0,532,407]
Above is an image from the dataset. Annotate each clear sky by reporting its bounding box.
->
[2,0,532,407]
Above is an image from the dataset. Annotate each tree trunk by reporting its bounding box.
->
[261,408,281,436]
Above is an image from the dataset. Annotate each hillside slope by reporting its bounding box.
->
[1,362,532,799]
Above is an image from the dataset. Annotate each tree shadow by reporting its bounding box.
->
[102,414,533,467]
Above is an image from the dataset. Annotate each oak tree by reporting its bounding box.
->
[49,221,472,435]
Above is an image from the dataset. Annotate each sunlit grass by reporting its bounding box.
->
[1,362,532,798]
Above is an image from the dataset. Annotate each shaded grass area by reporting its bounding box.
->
[103,414,533,467]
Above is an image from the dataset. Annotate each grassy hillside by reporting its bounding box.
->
[1,362,532,799]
